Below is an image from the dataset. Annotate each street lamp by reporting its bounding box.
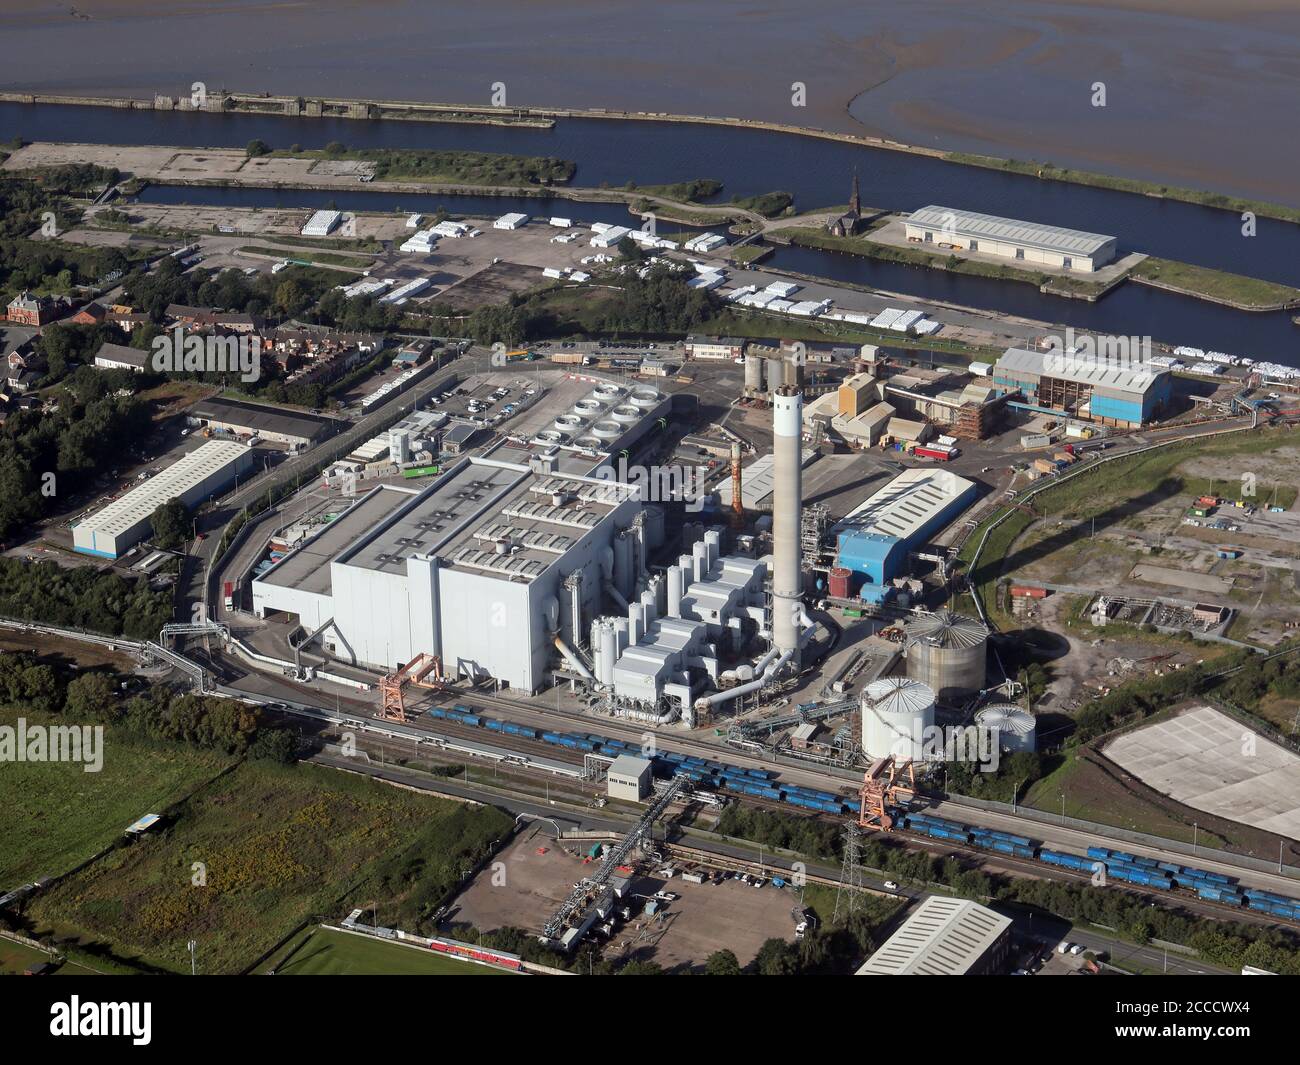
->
[187,939,197,976]
[1012,779,1023,815]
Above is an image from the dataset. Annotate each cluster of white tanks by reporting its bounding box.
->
[903,609,989,704]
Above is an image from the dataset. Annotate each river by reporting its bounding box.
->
[5,100,1299,365]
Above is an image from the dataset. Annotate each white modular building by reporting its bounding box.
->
[73,440,255,559]
[905,205,1118,273]
[493,212,530,230]
[302,210,343,237]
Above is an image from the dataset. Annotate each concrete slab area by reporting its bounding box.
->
[1129,564,1234,595]
[1103,705,1300,841]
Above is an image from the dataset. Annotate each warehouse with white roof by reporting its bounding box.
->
[904,205,1118,273]
[834,468,977,603]
[856,896,1012,975]
[72,440,255,559]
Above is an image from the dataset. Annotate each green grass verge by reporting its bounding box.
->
[272,927,511,975]
[0,705,233,886]
[25,759,512,974]
[273,147,574,186]
[1132,256,1300,309]
[236,245,373,269]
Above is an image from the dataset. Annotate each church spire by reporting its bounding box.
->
[850,168,861,217]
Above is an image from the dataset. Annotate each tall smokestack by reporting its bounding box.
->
[772,386,802,658]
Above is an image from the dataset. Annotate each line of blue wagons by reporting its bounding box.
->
[900,811,1300,920]
[426,705,854,815]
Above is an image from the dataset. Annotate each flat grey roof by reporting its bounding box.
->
[336,459,635,582]
[908,205,1116,257]
[259,485,417,595]
[94,341,149,368]
[191,397,341,441]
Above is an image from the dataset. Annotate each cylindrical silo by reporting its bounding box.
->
[903,610,989,703]
[666,565,683,617]
[593,620,618,686]
[828,566,851,599]
[974,704,1037,753]
[744,355,764,393]
[861,677,936,762]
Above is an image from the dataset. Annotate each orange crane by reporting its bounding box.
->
[857,756,917,832]
[378,652,447,721]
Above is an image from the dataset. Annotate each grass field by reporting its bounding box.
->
[0,937,101,976]
[0,706,232,886]
[958,428,1298,627]
[26,760,513,974]
[273,927,510,976]
[1132,257,1300,309]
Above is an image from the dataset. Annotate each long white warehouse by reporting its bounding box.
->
[904,205,1118,273]
[73,440,255,559]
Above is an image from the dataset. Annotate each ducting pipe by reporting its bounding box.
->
[553,635,594,681]
[604,579,630,611]
[694,647,789,711]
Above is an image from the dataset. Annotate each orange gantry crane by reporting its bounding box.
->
[378,653,448,721]
[857,756,917,831]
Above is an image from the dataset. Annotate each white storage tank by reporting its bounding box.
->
[973,704,1037,754]
[861,677,936,762]
[903,610,988,704]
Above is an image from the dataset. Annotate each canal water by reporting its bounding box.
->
[5,102,1298,364]
[4,102,1298,286]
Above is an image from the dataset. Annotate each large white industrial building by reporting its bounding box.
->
[904,205,1118,273]
[73,440,255,559]
[255,455,648,691]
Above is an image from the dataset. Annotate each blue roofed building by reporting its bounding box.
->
[991,346,1172,428]
[834,468,977,601]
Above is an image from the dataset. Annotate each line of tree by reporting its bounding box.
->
[0,557,171,638]
[0,648,295,760]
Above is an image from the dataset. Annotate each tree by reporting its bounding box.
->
[246,139,271,158]
[704,949,741,975]
[63,671,119,723]
[617,960,664,975]
[751,937,800,976]
[249,727,298,764]
[150,498,190,549]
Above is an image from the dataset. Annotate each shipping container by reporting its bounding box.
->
[1010,585,1049,599]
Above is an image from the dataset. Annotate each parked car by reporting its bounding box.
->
[883,880,899,891]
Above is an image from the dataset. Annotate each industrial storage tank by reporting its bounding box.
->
[861,677,936,762]
[974,705,1037,753]
[828,566,852,599]
[903,610,988,704]
[744,356,764,392]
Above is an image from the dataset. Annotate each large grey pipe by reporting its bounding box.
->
[772,386,803,659]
